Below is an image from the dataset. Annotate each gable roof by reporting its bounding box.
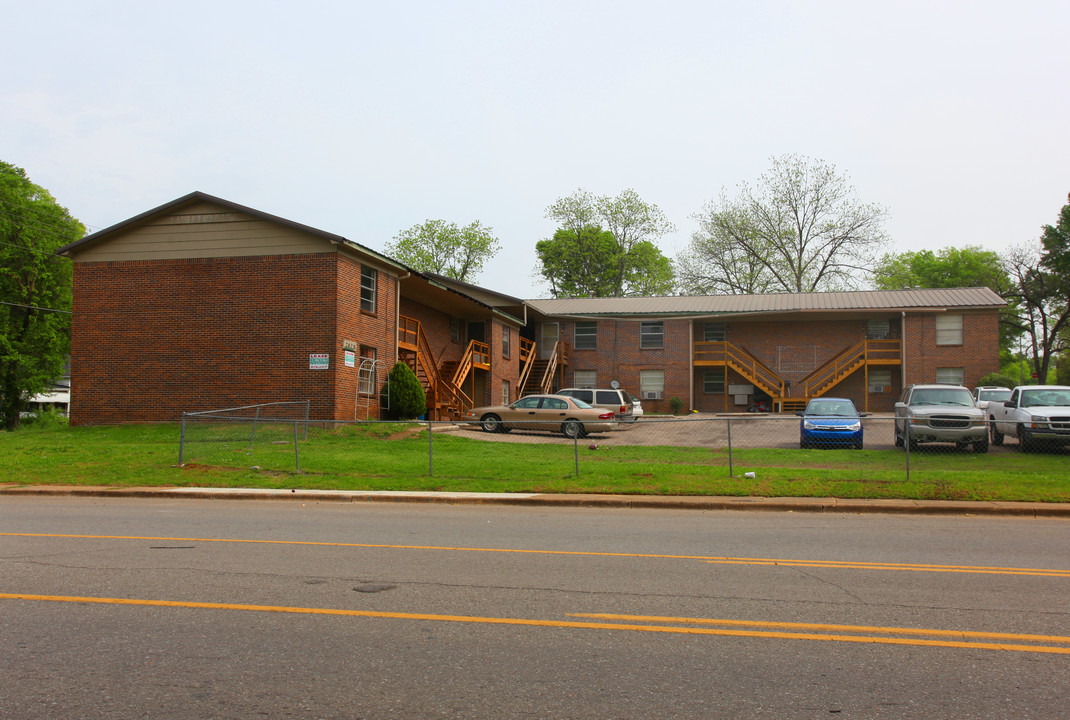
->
[56,190,407,271]
[526,287,1005,319]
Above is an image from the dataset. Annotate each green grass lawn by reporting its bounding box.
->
[1,421,1068,503]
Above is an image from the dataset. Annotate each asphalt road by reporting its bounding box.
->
[2,497,1068,719]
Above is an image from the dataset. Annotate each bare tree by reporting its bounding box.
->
[680,155,889,294]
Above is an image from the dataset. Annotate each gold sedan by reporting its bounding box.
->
[464,394,615,438]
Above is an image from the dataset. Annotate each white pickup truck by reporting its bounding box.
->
[988,385,1070,451]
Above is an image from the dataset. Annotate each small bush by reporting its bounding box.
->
[669,396,684,415]
[19,407,70,430]
[977,372,1018,389]
[382,362,427,420]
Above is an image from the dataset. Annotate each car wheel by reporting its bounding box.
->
[561,419,583,439]
[1019,426,1033,453]
[480,414,502,433]
[973,436,989,453]
[894,426,903,448]
[853,440,863,450]
[800,439,809,449]
[989,419,1003,446]
[906,429,919,452]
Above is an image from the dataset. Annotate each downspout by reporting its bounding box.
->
[688,320,694,413]
[900,311,907,388]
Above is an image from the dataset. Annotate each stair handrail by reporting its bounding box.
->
[799,338,901,397]
[398,315,471,412]
[694,341,784,397]
[538,341,565,394]
[450,339,491,388]
[518,337,536,392]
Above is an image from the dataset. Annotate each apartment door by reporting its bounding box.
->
[540,323,559,360]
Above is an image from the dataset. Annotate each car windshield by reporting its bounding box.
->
[570,398,595,409]
[806,401,857,417]
[909,388,974,406]
[978,389,1011,402]
[1021,389,1070,407]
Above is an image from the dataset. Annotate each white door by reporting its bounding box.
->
[540,323,559,360]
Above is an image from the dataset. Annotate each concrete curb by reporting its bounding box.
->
[2,485,1069,518]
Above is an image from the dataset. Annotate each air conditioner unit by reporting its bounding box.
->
[643,391,662,400]
[869,385,888,393]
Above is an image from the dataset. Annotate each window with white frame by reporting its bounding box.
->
[868,368,892,393]
[639,369,664,400]
[703,322,726,342]
[450,317,464,344]
[360,265,377,314]
[640,321,664,349]
[574,321,597,350]
[358,346,376,395]
[501,325,511,358]
[703,368,726,394]
[501,380,510,405]
[935,367,965,385]
[935,314,963,345]
[572,370,597,388]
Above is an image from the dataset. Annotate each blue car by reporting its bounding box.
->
[797,398,866,449]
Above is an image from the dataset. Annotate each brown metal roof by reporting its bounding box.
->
[525,287,1005,318]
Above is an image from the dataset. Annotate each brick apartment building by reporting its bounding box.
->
[58,192,1004,425]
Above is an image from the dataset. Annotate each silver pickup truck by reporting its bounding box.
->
[988,385,1070,451]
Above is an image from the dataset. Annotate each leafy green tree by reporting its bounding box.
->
[382,361,427,420]
[872,246,1020,360]
[1000,194,1070,383]
[538,189,675,297]
[386,219,500,281]
[0,162,83,430]
[680,155,888,294]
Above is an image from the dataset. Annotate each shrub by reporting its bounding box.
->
[977,371,1019,389]
[382,362,427,420]
[668,395,683,415]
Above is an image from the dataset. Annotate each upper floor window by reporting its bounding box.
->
[867,320,891,340]
[573,370,597,388]
[575,321,597,350]
[935,314,963,345]
[360,266,377,314]
[640,321,664,349]
[703,322,726,342]
[450,317,464,344]
[502,325,512,358]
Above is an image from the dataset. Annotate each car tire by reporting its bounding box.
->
[853,440,863,450]
[973,436,989,454]
[800,439,809,449]
[1019,426,1034,453]
[989,419,1003,446]
[894,425,903,448]
[906,429,919,452]
[561,419,584,439]
[480,414,502,433]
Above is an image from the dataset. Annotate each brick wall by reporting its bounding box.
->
[903,311,1000,388]
[335,256,398,421]
[70,253,392,425]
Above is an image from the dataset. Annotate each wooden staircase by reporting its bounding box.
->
[519,340,570,396]
[694,338,901,411]
[397,316,472,419]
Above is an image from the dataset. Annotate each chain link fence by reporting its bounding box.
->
[178,405,1069,491]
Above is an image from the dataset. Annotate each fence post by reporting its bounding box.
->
[428,419,434,476]
[574,432,580,476]
[293,421,301,473]
[726,417,734,477]
[304,400,310,441]
[904,422,911,481]
[178,413,187,465]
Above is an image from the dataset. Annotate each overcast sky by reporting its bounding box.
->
[5,0,1068,298]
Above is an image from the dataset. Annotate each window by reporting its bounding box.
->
[450,318,464,344]
[574,321,597,350]
[501,380,510,405]
[703,368,725,394]
[868,368,891,393]
[640,321,664,349]
[502,325,511,358]
[360,265,377,314]
[935,314,963,345]
[936,367,964,385]
[703,322,726,342]
[573,370,597,388]
[867,320,890,340]
[639,369,664,400]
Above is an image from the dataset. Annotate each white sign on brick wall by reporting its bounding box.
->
[309,353,329,370]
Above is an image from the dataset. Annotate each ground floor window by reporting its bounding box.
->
[935,367,964,385]
[639,369,664,400]
[703,367,725,394]
[868,368,892,393]
[501,379,510,405]
[358,346,377,395]
[572,370,597,388]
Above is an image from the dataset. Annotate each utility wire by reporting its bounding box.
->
[0,300,71,315]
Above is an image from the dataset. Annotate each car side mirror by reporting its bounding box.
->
[795,410,804,417]
[1004,400,1015,407]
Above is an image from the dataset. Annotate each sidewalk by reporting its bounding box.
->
[2,485,1068,518]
